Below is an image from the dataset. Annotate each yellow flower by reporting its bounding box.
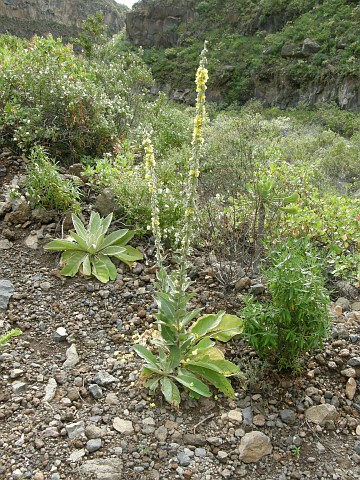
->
[196,66,209,86]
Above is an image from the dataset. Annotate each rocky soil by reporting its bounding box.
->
[1,152,360,480]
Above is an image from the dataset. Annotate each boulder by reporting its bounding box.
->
[238,431,272,463]
[302,38,321,57]
[305,404,338,425]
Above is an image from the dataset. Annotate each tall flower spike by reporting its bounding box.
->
[143,137,163,267]
[177,41,208,286]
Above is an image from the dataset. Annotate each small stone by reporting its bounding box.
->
[43,378,57,402]
[183,434,206,446]
[93,371,118,386]
[10,369,24,379]
[63,344,79,369]
[227,410,243,425]
[217,450,228,462]
[0,279,14,310]
[253,414,266,427]
[235,277,251,291]
[12,381,26,395]
[0,239,12,250]
[142,417,156,434]
[335,297,350,311]
[356,425,360,436]
[69,449,86,463]
[89,384,103,399]
[85,424,106,439]
[54,327,68,342]
[113,417,134,435]
[68,387,80,401]
[43,427,59,438]
[177,452,191,467]
[105,392,118,404]
[40,281,51,291]
[348,357,360,368]
[194,448,206,458]
[346,378,357,400]
[280,409,296,425]
[250,284,265,295]
[341,367,357,378]
[33,473,44,480]
[154,425,168,442]
[66,421,85,439]
[86,438,102,453]
[12,469,23,479]
[351,302,360,311]
[79,459,123,478]
[238,431,272,463]
[305,404,337,425]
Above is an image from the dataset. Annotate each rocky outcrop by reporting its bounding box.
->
[0,0,127,39]
[126,0,195,47]
[253,74,360,112]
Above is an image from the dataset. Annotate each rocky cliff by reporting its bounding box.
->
[125,0,360,111]
[0,0,127,39]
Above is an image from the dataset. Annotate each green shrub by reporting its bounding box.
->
[0,34,153,161]
[26,146,81,212]
[242,239,330,370]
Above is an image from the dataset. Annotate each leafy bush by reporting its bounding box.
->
[242,239,330,370]
[0,34,153,161]
[26,146,81,212]
[44,212,142,283]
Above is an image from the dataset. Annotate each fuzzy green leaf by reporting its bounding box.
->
[210,314,244,342]
[190,312,224,337]
[133,344,161,371]
[71,214,87,239]
[60,251,88,277]
[187,365,235,397]
[44,239,82,251]
[160,377,180,408]
[176,368,212,397]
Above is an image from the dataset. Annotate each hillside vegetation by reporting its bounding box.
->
[128,0,360,108]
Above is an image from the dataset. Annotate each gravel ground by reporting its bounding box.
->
[1,151,360,480]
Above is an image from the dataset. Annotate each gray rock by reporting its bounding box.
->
[154,425,168,442]
[242,406,253,426]
[89,384,103,399]
[351,302,360,311]
[32,208,57,224]
[93,371,118,386]
[302,38,321,56]
[78,459,123,479]
[43,378,57,402]
[280,409,296,425]
[335,297,350,311]
[348,357,360,367]
[66,420,85,439]
[250,284,265,295]
[86,438,102,453]
[183,433,206,446]
[142,416,156,434]
[63,344,79,369]
[281,44,301,58]
[12,381,26,395]
[5,198,31,224]
[0,279,14,310]
[177,452,191,467]
[305,404,337,425]
[113,417,134,435]
[69,449,86,463]
[195,447,206,458]
[95,188,120,217]
[0,239,12,250]
[227,410,243,425]
[85,424,106,439]
[0,202,11,217]
[238,431,273,463]
[54,327,68,342]
[43,427,59,438]
[235,276,251,291]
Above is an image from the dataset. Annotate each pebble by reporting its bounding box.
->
[177,452,191,467]
[227,410,243,425]
[113,417,134,435]
[43,378,57,402]
[12,381,26,395]
[346,377,357,400]
[53,327,68,342]
[86,438,102,453]
[63,344,79,369]
[92,371,118,386]
[89,384,103,399]
[66,420,85,439]
[280,409,296,425]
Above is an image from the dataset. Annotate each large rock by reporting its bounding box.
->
[0,0,126,40]
[305,404,338,425]
[281,44,302,58]
[238,431,272,463]
[126,0,195,48]
[302,38,321,57]
[0,279,14,311]
[78,458,123,479]
[5,198,31,225]
[95,189,121,218]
